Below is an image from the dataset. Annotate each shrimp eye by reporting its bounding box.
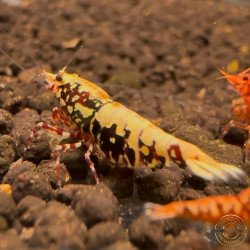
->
[55,74,62,81]
[242,75,249,81]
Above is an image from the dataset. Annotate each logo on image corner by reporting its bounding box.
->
[214,214,247,246]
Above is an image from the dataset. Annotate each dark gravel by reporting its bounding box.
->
[165,230,211,250]
[0,134,16,177]
[72,184,119,228]
[17,195,46,227]
[85,221,128,249]
[0,192,17,228]
[0,109,14,135]
[36,160,71,189]
[0,231,28,250]
[12,170,54,202]
[2,160,36,185]
[135,165,185,203]
[29,201,87,249]
[129,215,166,250]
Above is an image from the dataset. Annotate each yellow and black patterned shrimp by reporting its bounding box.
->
[39,68,245,183]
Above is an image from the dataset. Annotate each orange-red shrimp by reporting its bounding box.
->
[220,67,250,125]
[145,187,250,226]
[220,67,250,161]
[219,67,250,98]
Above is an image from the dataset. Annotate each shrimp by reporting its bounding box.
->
[220,67,250,129]
[145,187,250,225]
[30,67,246,183]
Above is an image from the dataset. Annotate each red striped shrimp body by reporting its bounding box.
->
[42,68,245,182]
[145,187,250,226]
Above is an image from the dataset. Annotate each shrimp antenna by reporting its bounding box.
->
[241,67,250,74]
[216,67,228,80]
[0,47,30,74]
[0,47,46,86]
[24,52,46,84]
[24,50,43,73]
[62,40,85,72]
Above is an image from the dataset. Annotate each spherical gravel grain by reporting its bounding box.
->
[85,221,128,250]
[73,183,119,228]
[165,230,210,250]
[101,240,138,250]
[0,109,14,135]
[12,170,54,202]
[37,160,71,189]
[135,165,185,203]
[129,215,165,250]
[0,231,28,250]
[3,160,36,185]
[29,201,87,249]
[17,195,46,227]
[0,192,17,228]
[0,134,16,177]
